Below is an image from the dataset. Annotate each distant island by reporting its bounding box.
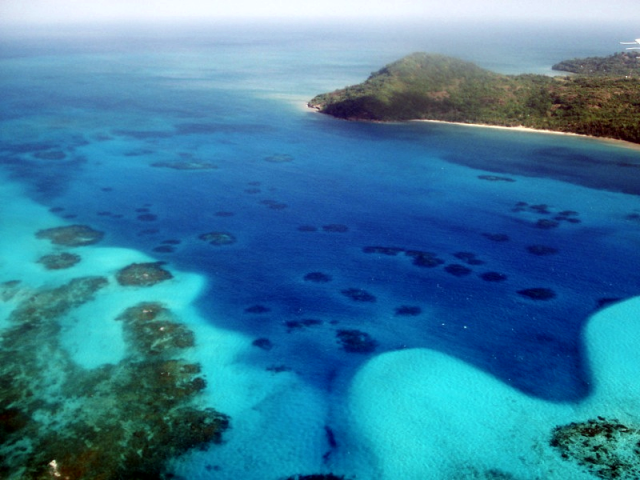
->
[309,52,640,144]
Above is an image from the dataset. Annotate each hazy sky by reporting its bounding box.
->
[1,0,637,24]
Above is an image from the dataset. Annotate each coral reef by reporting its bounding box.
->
[252,338,274,350]
[479,271,508,282]
[341,288,376,302]
[444,264,473,277]
[336,329,378,353]
[303,272,333,283]
[535,219,560,229]
[517,287,557,300]
[116,262,174,287]
[198,231,237,246]
[452,251,485,265]
[284,319,322,332]
[245,304,271,314]
[550,417,640,479]
[0,277,229,478]
[36,224,104,246]
[37,252,81,270]
[394,305,422,316]
[406,250,445,268]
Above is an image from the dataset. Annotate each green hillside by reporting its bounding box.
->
[309,52,640,144]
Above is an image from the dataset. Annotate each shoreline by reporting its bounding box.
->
[414,119,640,151]
[305,104,640,152]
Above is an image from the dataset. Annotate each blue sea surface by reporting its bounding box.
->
[1,18,640,479]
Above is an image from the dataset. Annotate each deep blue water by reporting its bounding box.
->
[1,18,640,477]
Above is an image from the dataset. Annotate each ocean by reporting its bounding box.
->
[1,18,639,479]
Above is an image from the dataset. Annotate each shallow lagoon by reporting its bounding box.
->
[1,19,640,479]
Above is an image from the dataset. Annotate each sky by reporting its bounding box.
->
[1,0,638,24]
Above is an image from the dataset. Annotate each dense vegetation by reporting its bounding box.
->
[552,51,640,76]
[309,52,640,143]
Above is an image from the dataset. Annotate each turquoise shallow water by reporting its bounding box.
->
[1,19,640,479]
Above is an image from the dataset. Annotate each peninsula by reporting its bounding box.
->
[309,52,640,144]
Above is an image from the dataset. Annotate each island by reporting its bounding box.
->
[309,52,640,144]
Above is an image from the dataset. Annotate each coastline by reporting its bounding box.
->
[305,104,640,152]
[414,119,640,151]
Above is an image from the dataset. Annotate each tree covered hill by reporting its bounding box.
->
[309,52,640,144]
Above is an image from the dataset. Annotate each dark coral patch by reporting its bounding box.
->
[37,252,81,270]
[444,264,473,277]
[336,329,378,353]
[479,271,508,282]
[304,272,332,283]
[322,224,349,233]
[406,251,445,268]
[245,305,271,314]
[341,288,376,302]
[284,319,322,332]
[252,338,274,350]
[550,417,640,480]
[0,280,229,478]
[527,245,559,256]
[36,224,104,247]
[395,305,422,316]
[530,204,551,214]
[517,288,556,300]
[535,219,560,229]
[198,231,236,246]
[116,262,173,287]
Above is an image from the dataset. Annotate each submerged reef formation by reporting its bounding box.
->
[517,287,557,301]
[37,252,81,270]
[198,231,237,246]
[336,329,378,353]
[116,261,174,287]
[0,277,229,478]
[550,417,640,479]
[341,288,376,302]
[36,224,104,246]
